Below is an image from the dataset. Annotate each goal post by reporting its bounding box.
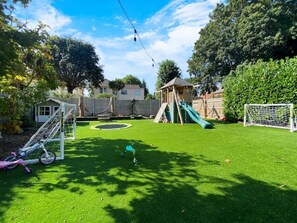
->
[244,104,297,132]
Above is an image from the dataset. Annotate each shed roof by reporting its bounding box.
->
[160,77,193,90]
[46,98,64,105]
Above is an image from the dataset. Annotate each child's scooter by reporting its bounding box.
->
[120,145,138,165]
[0,153,32,173]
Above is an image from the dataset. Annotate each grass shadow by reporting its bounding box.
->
[1,135,297,222]
[105,174,297,223]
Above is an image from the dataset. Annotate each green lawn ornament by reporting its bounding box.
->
[121,145,138,165]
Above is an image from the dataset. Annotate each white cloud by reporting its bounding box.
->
[14,0,71,34]
[133,0,217,85]
[14,0,219,93]
[173,2,211,25]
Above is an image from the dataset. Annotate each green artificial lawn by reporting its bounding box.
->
[1,119,297,223]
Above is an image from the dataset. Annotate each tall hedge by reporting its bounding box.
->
[223,57,297,120]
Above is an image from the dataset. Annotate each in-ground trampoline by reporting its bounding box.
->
[93,123,131,130]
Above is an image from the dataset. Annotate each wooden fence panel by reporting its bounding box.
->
[192,98,224,119]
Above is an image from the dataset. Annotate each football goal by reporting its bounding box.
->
[23,102,76,164]
[244,104,297,132]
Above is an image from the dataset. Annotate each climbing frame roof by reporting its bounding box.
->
[160,77,193,90]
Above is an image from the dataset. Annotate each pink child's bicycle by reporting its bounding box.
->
[0,153,32,174]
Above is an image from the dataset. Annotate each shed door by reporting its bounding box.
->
[38,106,51,122]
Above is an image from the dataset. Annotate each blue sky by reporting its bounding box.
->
[15,0,221,93]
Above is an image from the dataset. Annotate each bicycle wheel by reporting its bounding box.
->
[4,155,18,170]
[39,150,56,165]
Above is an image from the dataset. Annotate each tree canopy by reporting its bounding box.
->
[156,59,181,90]
[49,36,104,93]
[122,74,142,86]
[121,74,149,98]
[188,0,297,94]
[0,0,59,133]
[109,79,125,94]
[141,79,149,99]
[0,0,37,77]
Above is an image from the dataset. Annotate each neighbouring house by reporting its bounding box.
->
[49,79,145,100]
[93,79,144,100]
[93,79,113,96]
[117,84,144,100]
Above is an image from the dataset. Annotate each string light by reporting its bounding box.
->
[117,0,158,68]
[134,29,137,42]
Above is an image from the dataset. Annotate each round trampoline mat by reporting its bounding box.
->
[94,123,131,130]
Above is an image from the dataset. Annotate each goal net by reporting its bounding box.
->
[23,102,76,164]
[244,104,297,132]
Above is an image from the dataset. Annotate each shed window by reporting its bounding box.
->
[54,106,59,113]
[39,106,50,116]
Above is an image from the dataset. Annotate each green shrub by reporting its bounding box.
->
[21,114,36,129]
[223,57,297,120]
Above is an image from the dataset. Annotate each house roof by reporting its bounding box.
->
[100,79,110,87]
[124,84,142,89]
[160,77,193,90]
[99,80,143,90]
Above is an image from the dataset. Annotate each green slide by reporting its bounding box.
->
[179,101,212,128]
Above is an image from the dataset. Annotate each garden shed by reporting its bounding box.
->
[35,98,63,123]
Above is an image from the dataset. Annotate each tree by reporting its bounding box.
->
[49,36,104,93]
[0,26,59,133]
[0,0,34,76]
[145,93,154,100]
[156,59,181,90]
[122,74,142,86]
[141,79,149,99]
[0,1,59,133]
[109,78,125,96]
[188,0,297,94]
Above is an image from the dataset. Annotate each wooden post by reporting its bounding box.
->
[204,99,207,118]
[167,88,169,103]
[173,87,183,125]
[78,97,85,117]
[111,97,115,115]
